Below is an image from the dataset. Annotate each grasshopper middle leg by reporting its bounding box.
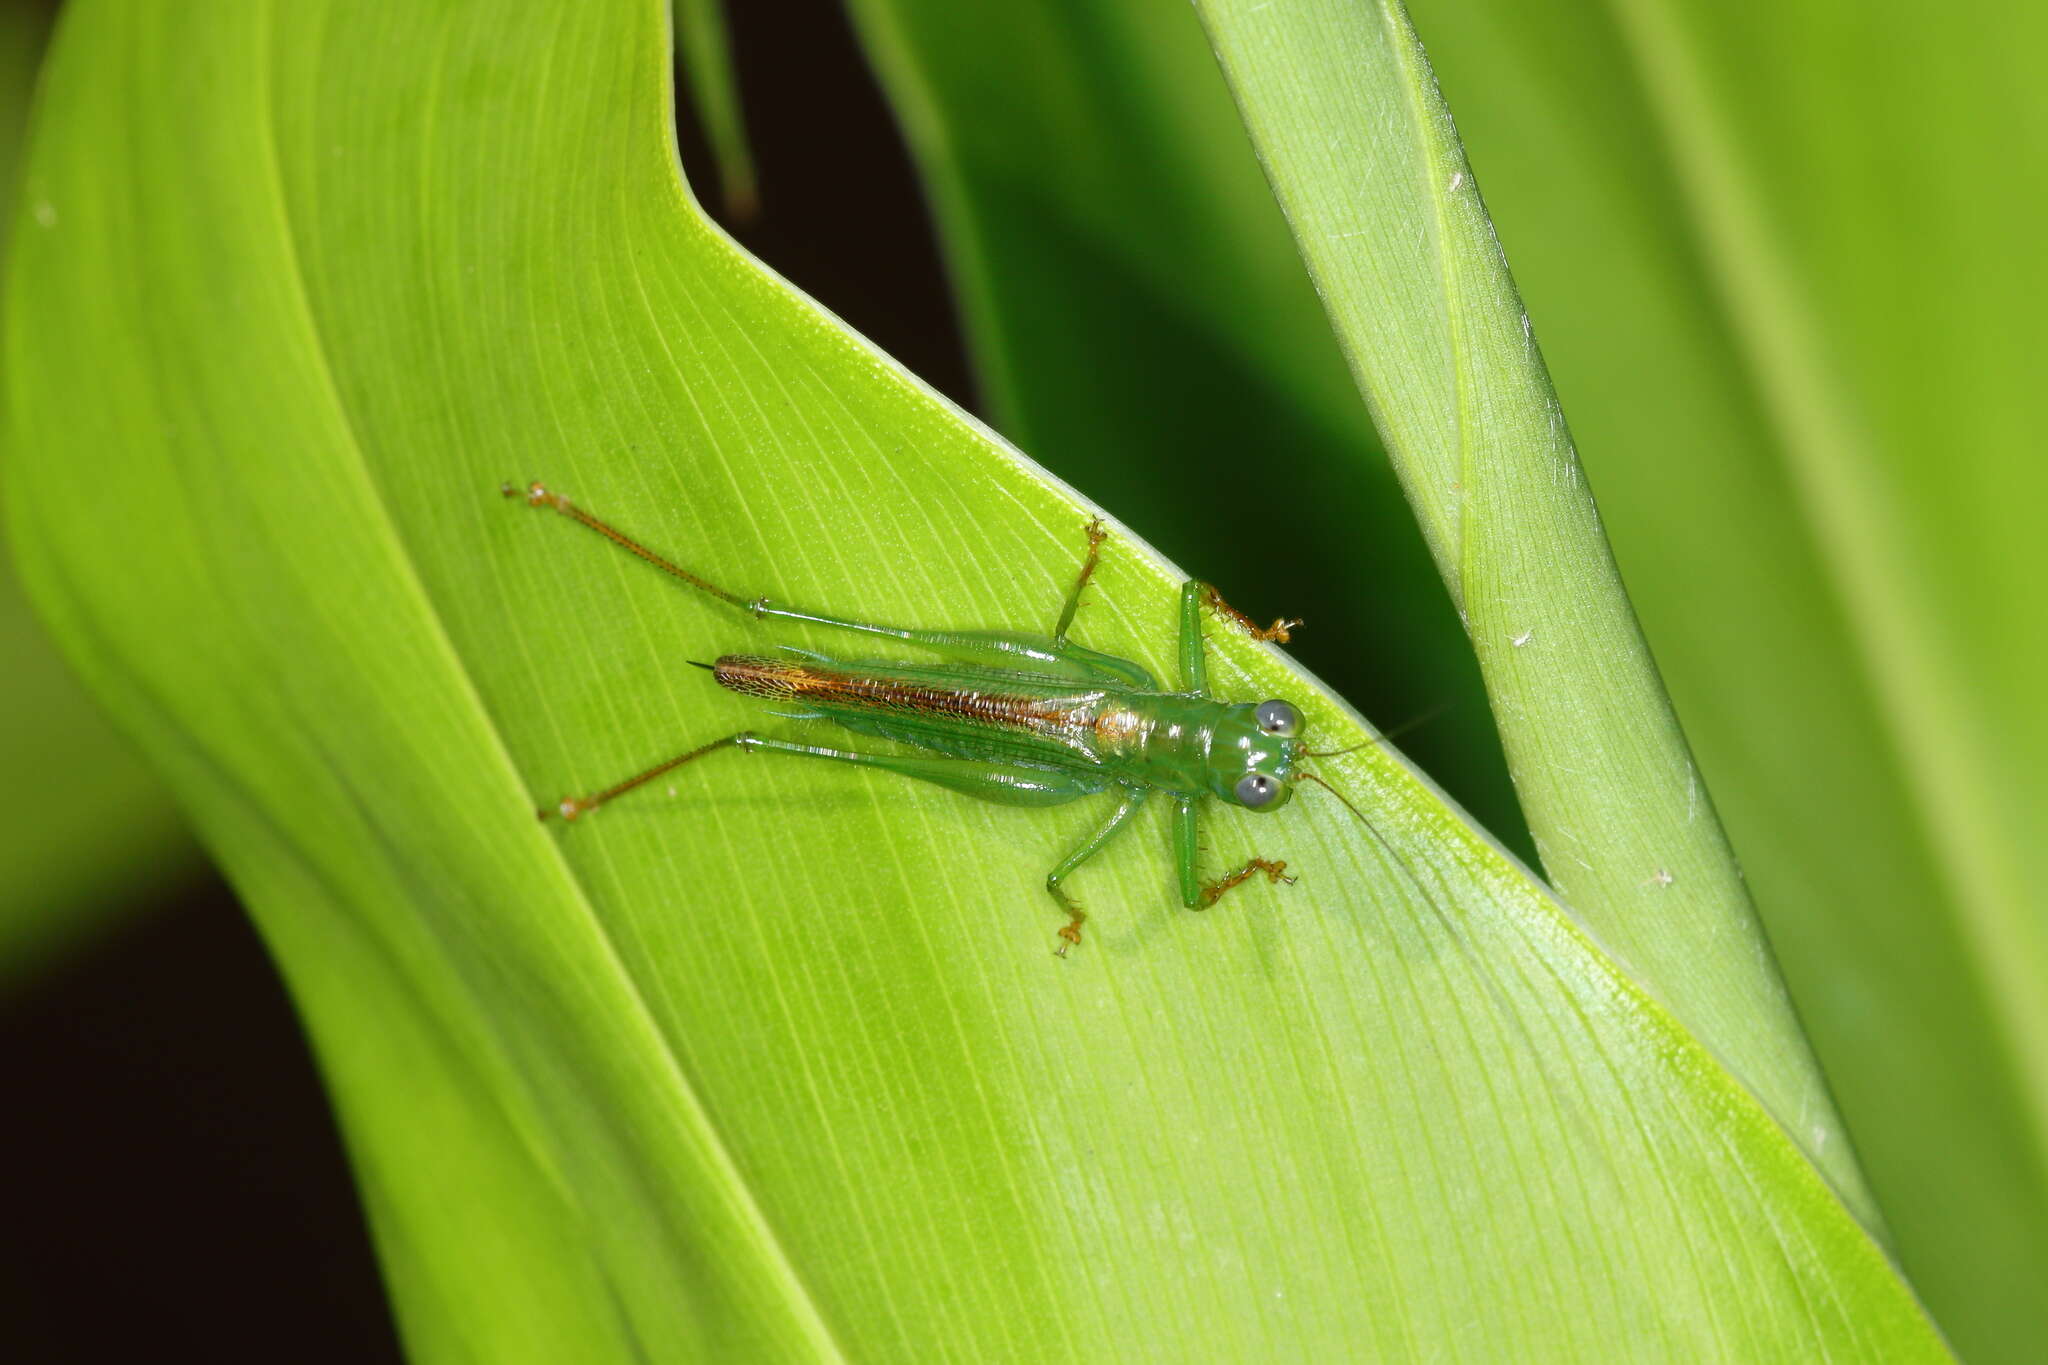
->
[1045,785,1147,956]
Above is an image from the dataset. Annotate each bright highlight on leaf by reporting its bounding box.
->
[4,1,1949,1360]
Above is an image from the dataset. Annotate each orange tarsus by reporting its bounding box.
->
[1055,909,1086,958]
[1201,584,1302,644]
[1198,857,1295,909]
[503,479,559,509]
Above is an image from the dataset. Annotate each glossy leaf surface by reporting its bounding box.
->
[6,1,1941,1358]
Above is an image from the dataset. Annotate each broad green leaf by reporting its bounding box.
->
[847,0,2045,1354]
[0,0,197,982]
[9,1,1944,1360]
[851,0,1867,1228]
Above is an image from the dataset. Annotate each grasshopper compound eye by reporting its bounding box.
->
[1255,699,1301,738]
[1235,773,1286,808]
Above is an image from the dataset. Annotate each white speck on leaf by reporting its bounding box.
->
[1511,630,1533,648]
[1449,169,1465,193]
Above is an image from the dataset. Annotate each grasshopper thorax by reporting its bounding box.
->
[1209,698,1303,812]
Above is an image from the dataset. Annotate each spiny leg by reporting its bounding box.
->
[505,478,902,637]
[1174,576,1302,696]
[1201,581,1302,644]
[1199,858,1296,908]
[1172,796,1295,911]
[504,480,753,611]
[1046,785,1147,956]
[542,730,1102,824]
[506,480,1151,687]
[1177,579,1210,695]
[1053,516,1109,643]
[539,732,750,822]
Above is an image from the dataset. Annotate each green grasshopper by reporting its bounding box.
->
[508,480,1352,954]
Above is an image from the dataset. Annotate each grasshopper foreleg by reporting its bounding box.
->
[1201,582,1302,645]
[1198,857,1297,908]
[1172,796,1296,913]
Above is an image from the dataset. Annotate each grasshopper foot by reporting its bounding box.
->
[1201,584,1301,644]
[1054,907,1087,958]
[1198,857,1295,909]
[538,795,589,823]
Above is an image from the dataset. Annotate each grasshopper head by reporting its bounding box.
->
[1210,698,1303,812]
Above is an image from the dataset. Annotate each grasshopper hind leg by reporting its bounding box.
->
[539,728,1139,955]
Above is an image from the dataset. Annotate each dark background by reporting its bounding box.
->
[1,5,960,1358]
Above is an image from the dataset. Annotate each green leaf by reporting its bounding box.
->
[847,0,2044,1355]
[850,0,1867,1230]
[0,0,197,983]
[1407,1,2048,1356]
[1189,0,1873,1224]
[7,0,1943,1359]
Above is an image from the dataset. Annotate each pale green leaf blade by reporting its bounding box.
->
[6,1,1943,1360]
[846,0,2045,1353]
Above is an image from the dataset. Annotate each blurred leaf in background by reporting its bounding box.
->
[0,0,198,986]
[1411,1,2048,1354]
[846,0,2048,1359]
[6,0,1947,1360]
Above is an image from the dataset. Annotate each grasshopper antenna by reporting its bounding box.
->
[1301,701,1448,758]
[1296,770,1387,844]
[1298,759,1553,1075]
